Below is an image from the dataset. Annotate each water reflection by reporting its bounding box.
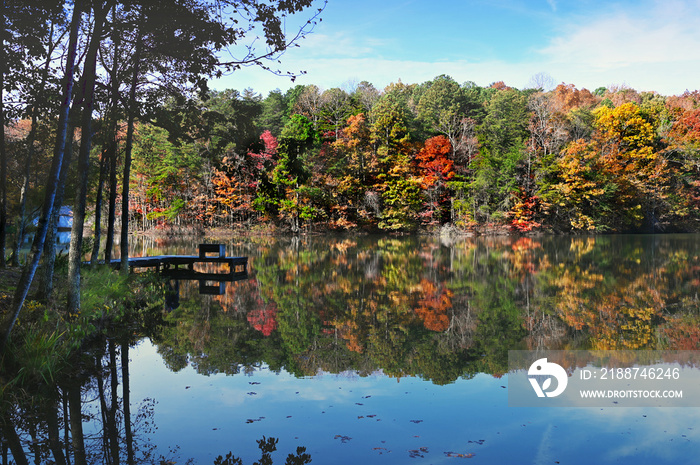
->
[3,234,700,464]
[150,234,700,382]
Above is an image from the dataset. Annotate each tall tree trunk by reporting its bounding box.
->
[11,23,55,267]
[40,121,75,301]
[104,4,121,263]
[108,340,120,465]
[0,419,28,465]
[2,429,7,465]
[105,140,118,262]
[0,2,8,269]
[95,356,111,465]
[90,149,108,264]
[29,423,39,465]
[122,342,134,465]
[67,1,108,312]
[0,0,81,353]
[62,390,71,465]
[46,396,68,465]
[68,385,87,465]
[120,28,143,275]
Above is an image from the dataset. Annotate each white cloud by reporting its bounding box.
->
[535,0,700,93]
[212,56,542,95]
[292,32,392,59]
[211,0,700,96]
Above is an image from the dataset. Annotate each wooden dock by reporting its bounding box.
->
[104,244,248,278]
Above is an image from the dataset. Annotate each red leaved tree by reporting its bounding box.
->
[415,135,455,224]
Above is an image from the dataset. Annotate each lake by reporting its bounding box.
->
[8,233,700,464]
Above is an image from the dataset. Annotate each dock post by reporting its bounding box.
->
[199,244,225,258]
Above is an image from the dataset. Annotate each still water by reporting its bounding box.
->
[10,233,700,464]
[120,233,700,464]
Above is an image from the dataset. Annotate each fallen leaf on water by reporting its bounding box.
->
[444,452,476,458]
[408,447,428,458]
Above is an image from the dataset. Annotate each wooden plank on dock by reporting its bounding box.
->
[97,244,248,277]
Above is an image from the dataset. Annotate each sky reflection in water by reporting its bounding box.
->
[129,339,699,465]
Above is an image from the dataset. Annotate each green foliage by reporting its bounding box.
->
[9,327,67,387]
[93,76,700,233]
[257,89,289,136]
[378,176,422,230]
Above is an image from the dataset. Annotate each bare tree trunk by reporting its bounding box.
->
[62,390,71,465]
[40,121,75,301]
[67,1,108,312]
[46,396,68,465]
[90,150,108,263]
[68,385,87,465]
[29,423,39,465]
[108,339,120,465]
[95,354,110,464]
[0,419,28,465]
[0,4,8,269]
[2,429,7,465]
[122,342,134,465]
[11,24,55,267]
[120,28,143,275]
[105,140,118,262]
[0,0,81,353]
[104,3,120,263]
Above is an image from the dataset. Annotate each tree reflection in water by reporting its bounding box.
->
[3,234,700,463]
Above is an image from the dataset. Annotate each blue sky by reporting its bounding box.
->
[211,0,700,96]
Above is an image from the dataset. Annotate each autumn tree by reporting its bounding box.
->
[210,130,277,225]
[255,115,319,232]
[352,81,382,120]
[416,135,454,224]
[415,75,479,158]
[329,113,378,227]
[294,84,323,130]
[319,87,351,139]
[370,82,421,230]
[470,88,529,223]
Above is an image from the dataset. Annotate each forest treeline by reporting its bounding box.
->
[93,79,700,234]
[14,76,700,238]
